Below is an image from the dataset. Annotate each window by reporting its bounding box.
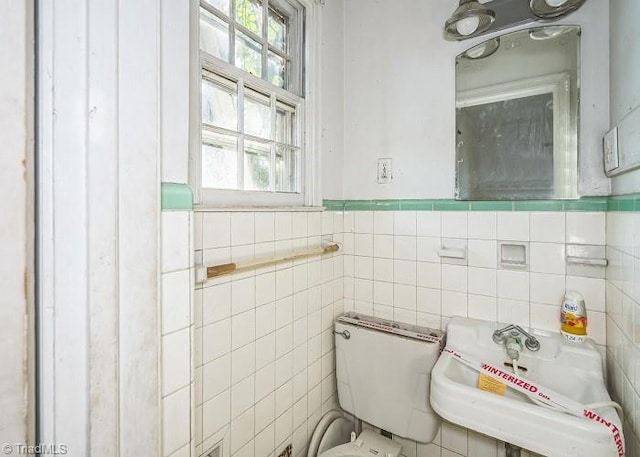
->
[196,0,309,206]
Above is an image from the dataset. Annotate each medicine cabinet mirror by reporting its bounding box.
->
[455,26,580,200]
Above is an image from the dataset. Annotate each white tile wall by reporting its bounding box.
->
[194,210,343,457]
[343,210,607,457]
[162,207,615,457]
[606,211,640,456]
[161,211,195,457]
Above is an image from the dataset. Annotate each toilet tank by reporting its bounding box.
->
[334,313,444,443]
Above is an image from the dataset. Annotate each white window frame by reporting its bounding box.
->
[190,0,322,208]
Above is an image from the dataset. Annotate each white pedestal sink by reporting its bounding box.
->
[431,316,624,457]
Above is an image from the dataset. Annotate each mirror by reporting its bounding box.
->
[455,26,580,200]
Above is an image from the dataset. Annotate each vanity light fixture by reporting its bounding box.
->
[529,0,586,19]
[444,0,496,41]
[461,37,501,59]
[444,0,587,41]
[528,25,572,40]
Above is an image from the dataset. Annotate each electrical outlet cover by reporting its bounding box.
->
[377,158,392,184]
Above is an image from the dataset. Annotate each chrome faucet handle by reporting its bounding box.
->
[492,324,541,352]
[492,324,516,344]
[524,336,540,351]
[512,325,541,352]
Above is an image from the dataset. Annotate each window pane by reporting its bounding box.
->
[244,91,272,139]
[275,103,295,145]
[235,31,263,77]
[268,9,287,52]
[200,10,230,61]
[203,0,230,16]
[202,78,238,131]
[234,0,263,35]
[267,52,286,88]
[275,146,299,193]
[244,140,271,191]
[202,133,238,189]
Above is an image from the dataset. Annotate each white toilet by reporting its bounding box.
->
[307,312,444,457]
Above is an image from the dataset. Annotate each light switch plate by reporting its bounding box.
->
[603,126,619,174]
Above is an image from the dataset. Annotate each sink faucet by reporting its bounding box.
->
[504,332,524,361]
[493,324,540,353]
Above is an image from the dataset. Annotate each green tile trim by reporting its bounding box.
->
[373,200,400,211]
[323,200,345,211]
[562,197,608,212]
[433,200,470,211]
[608,193,640,212]
[617,199,635,211]
[513,200,563,211]
[399,200,434,211]
[323,196,639,212]
[161,182,193,211]
[343,200,372,211]
[470,201,514,211]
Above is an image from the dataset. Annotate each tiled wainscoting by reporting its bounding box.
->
[606,209,640,455]
[192,210,344,457]
[161,210,196,457]
[333,208,607,457]
[160,191,640,457]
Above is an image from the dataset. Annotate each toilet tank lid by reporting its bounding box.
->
[336,312,445,347]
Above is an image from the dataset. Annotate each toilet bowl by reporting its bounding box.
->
[306,410,353,457]
[307,313,445,457]
[311,429,401,457]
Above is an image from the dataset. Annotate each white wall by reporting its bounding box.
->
[610,0,640,123]
[334,0,610,200]
[342,0,455,200]
[609,0,640,195]
[0,0,34,448]
[37,1,161,455]
[320,0,346,200]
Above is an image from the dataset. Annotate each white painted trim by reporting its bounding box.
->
[117,2,161,454]
[86,0,120,453]
[38,1,91,453]
[37,1,161,455]
[190,0,203,204]
[35,0,55,446]
[191,0,323,207]
[301,0,323,207]
[0,0,35,448]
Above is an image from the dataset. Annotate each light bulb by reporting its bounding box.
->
[465,45,486,59]
[455,16,480,36]
[545,0,568,6]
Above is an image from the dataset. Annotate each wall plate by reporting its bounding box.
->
[606,105,640,176]
[377,158,392,184]
[603,126,619,174]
